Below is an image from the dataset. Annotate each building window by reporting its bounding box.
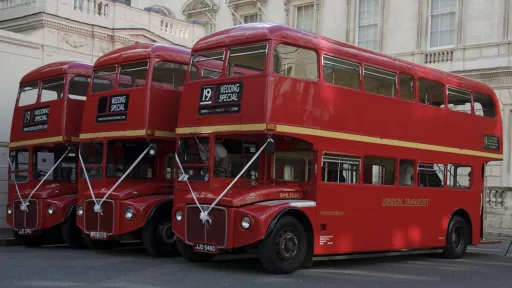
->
[357,0,379,50]
[204,22,214,35]
[295,3,314,32]
[429,0,456,48]
[243,13,259,24]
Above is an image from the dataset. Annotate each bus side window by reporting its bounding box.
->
[273,44,318,81]
[473,92,496,119]
[322,154,360,184]
[447,164,472,189]
[363,66,396,97]
[418,162,445,188]
[447,87,472,114]
[418,78,444,107]
[363,156,395,185]
[399,159,415,186]
[322,55,360,90]
[399,73,415,101]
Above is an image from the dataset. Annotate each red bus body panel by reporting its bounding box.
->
[172,23,503,257]
[76,43,190,237]
[6,61,93,232]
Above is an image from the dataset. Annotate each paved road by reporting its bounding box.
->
[1,241,512,288]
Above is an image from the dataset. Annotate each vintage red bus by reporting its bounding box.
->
[171,23,503,273]
[75,43,190,257]
[6,61,92,248]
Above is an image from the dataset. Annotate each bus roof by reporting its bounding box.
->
[20,61,93,84]
[94,42,191,68]
[192,23,496,97]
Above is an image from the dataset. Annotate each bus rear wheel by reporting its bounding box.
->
[442,215,469,259]
[176,237,216,262]
[258,216,308,274]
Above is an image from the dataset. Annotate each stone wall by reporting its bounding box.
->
[485,187,512,239]
[0,30,43,228]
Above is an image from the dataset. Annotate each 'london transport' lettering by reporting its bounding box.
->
[382,197,429,207]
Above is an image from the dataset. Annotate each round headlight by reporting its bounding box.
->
[241,216,251,229]
[47,205,54,215]
[7,206,12,215]
[125,207,134,220]
[77,205,83,216]
[175,210,182,222]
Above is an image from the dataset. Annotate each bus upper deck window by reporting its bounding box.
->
[92,66,116,93]
[118,61,148,89]
[152,61,187,90]
[41,77,65,102]
[68,76,90,101]
[190,50,224,81]
[17,82,38,107]
[227,44,267,76]
[273,44,318,81]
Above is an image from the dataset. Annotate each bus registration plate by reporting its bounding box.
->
[90,232,107,240]
[18,229,32,235]
[193,242,217,254]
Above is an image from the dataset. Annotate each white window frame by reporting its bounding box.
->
[294,2,315,33]
[427,0,457,50]
[355,0,380,51]
[242,13,259,24]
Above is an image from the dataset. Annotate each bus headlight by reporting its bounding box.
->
[125,207,134,220]
[175,210,182,222]
[77,205,83,216]
[47,205,54,215]
[7,206,12,215]
[241,216,251,229]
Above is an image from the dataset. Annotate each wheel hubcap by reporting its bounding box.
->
[276,229,298,262]
[452,226,463,250]
[158,222,176,244]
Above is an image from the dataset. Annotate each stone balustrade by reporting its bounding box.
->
[0,0,204,48]
[484,186,512,239]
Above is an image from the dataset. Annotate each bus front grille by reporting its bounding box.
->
[185,205,227,248]
[84,199,115,234]
[13,199,38,230]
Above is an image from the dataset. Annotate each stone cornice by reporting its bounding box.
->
[456,69,512,89]
[0,12,179,46]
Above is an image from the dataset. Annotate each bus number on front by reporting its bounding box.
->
[200,86,213,105]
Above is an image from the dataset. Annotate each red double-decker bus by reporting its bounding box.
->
[75,43,190,257]
[171,23,503,273]
[6,61,92,248]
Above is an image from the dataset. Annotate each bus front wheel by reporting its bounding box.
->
[442,215,469,259]
[258,216,308,274]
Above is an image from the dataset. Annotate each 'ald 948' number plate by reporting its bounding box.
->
[193,243,217,254]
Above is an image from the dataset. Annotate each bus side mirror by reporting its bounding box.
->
[148,143,158,157]
[264,140,275,153]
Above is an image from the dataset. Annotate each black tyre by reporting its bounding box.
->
[258,216,308,274]
[13,231,46,248]
[176,237,216,262]
[142,209,179,257]
[61,214,87,249]
[442,215,469,259]
[81,233,120,250]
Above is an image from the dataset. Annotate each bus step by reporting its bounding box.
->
[312,248,443,262]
